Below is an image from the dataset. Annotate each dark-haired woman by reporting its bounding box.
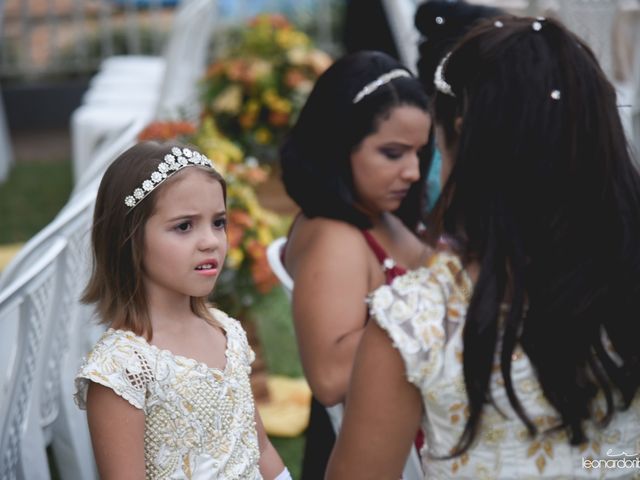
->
[280,50,433,478]
[327,16,640,479]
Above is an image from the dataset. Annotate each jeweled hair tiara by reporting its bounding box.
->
[124,146,214,210]
[352,69,412,104]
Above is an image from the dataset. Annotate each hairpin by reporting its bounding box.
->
[435,16,445,25]
[124,147,215,210]
[434,52,455,97]
[352,69,412,104]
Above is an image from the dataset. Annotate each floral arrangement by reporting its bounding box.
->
[200,13,332,164]
[137,117,289,318]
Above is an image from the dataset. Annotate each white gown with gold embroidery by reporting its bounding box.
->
[75,309,262,480]
[369,252,640,479]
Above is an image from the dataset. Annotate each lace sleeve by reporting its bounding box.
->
[74,330,153,411]
[369,267,448,390]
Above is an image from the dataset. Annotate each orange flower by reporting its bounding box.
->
[137,121,197,141]
[249,248,278,293]
[205,61,225,79]
[249,13,291,29]
[284,68,306,89]
[268,111,289,127]
[239,112,257,130]
[226,59,250,82]
[245,239,265,260]
[229,209,254,228]
[226,222,244,249]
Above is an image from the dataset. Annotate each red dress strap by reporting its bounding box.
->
[360,230,407,284]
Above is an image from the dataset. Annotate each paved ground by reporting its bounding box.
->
[9,127,71,163]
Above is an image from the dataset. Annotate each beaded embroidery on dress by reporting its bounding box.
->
[74,309,262,480]
[368,252,640,479]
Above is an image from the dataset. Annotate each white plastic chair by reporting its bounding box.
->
[0,184,101,479]
[266,236,424,479]
[0,237,67,480]
[72,113,150,194]
[71,0,218,182]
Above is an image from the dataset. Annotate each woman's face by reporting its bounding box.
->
[350,105,431,216]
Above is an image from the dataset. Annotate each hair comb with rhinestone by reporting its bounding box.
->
[124,147,215,210]
[434,52,455,97]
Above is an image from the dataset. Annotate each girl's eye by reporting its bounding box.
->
[213,217,227,229]
[175,222,192,232]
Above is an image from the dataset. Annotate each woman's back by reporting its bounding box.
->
[369,251,640,479]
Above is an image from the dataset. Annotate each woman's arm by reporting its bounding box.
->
[289,220,372,406]
[86,382,146,480]
[255,410,286,479]
[325,320,423,479]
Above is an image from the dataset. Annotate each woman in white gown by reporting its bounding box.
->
[327,16,640,479]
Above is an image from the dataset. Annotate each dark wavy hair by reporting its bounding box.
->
[82,141,227,339]
[414,0,504,96]
[429,16,640,455]
[280,50,432,231]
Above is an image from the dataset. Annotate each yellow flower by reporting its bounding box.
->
[276,29,309,50]
[245,100,260,114]
[212,85,243,114]
[227,247,244,269]
[257,225,273,246]
[255,128,272,145]
[307,49,333,75]
[287,46,309,65]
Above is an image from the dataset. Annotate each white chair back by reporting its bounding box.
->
[0,181,101,480]
[266,237,293,298]
[155,0,219,120]
[72,113,149,194]
[265,236,424,479]
[0,237,67,480]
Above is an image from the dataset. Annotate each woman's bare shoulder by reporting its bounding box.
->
[286,217,369,272]
[293,216,366,250]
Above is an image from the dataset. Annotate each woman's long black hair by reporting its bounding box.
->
[429,16,640,454]
[280,50,432,231]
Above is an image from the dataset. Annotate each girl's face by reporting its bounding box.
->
[142,168,227,302]
[350,105,431,216]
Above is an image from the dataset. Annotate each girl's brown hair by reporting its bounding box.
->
[82,141,227,339]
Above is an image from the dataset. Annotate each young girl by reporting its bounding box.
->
[327,16,640,479]
[74,142,289,479]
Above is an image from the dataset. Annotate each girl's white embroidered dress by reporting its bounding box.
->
[369,252,640,479]
[75,309,262,480]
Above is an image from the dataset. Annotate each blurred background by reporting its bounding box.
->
[0,0,638,478]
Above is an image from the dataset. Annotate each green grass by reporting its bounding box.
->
[0,160,72,244]
[249,286,305,477]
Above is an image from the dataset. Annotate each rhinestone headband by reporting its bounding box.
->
[124,146,214,209]
[352,69,412,104]
[434,52,455,98]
